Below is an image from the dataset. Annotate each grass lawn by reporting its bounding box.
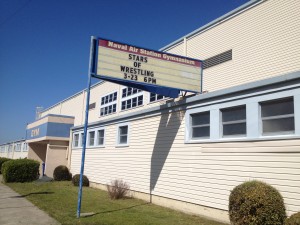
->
[6,181,227,225]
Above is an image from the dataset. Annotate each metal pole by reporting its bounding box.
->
[77,36,96,218]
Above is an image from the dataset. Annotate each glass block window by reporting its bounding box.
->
[121,87,143,110]
[100,92,117,116]
[191,111,210,139]
[221,105,246,137]
[149,93,165,102]
[260,97,294,135]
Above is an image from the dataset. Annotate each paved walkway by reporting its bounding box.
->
[0,176,60,225]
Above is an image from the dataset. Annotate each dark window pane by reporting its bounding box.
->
[138,95,143,105]
[122,89,126,97]
[119,126,128,135]
[132,97,137,107]
[121,101,126,110]
[192,112,210,126]
[119,135,127,144]
[113,92,117,100]
[261,98,294,117]
[126,99,131,108]
[128,88,132,96]
[150,93,156,102]
[192,127,210,138]
[157,94,164,100]
[263,117,294,133]
[222,106,246,122]
[113,104,116,112]
[223,123,246,136]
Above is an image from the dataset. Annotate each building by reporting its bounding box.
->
[3,0,300,223]
[0,139,28,159]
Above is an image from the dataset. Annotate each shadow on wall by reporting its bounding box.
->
[150,104,186,202]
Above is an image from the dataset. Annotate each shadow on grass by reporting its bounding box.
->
[82,203,150,217]
[11,191,54,198]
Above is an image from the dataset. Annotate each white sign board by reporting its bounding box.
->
[96,39,202,93]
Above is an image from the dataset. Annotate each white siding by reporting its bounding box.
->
[71,109,300,216]
[165,0,300,92]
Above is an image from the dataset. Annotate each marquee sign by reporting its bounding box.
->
[95,38,202,95]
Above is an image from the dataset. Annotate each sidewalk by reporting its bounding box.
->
[0,176,60,225]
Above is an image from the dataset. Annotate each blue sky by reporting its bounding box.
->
[0,0,249,143]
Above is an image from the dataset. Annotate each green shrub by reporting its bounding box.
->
[72,174,89,187]
[229,180,286,225]
[2,159,39,183]
[53,165,71,181]
[0,157,12,174]
[285,212,300,225]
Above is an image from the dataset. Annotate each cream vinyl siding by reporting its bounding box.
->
[165,41,184,55]
[70,109,300,216]
[164,0,300,92]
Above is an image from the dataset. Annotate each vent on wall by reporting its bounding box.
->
[203,49,232,69]
[89,102,96,110]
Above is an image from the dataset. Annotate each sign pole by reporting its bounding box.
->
[77,36,96,218]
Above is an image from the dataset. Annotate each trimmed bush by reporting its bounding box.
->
[107,179,130,200]
[72,174,89,187]
[2,159,39,183]
[0,157,12,174]
[229,180,286,225]
[53,165,71,181]
[285,212,300,225]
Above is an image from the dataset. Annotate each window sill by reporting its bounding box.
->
[115,144,129,148]
[185,134,300,144]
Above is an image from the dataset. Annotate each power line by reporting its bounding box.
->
[0,0,33,27]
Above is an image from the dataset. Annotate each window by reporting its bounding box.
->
[118,125,128,145]
[80,133,84,146]
[221,105,246,137]
[23,143,28,152]
[74,133,79,147]
[97,129,105,146]
[100,92,117,116]
[121,87,143,110]
[149,93,165,102]
[88,131,95,146]
[191,111,210,139]
[260,97,294,135]
[15,143,21,152]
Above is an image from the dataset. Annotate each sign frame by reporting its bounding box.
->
[93,37,203,97]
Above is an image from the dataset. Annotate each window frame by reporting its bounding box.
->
[149,92,166,103]
[96,128,105,147]
[116,123,130,147]
[220,105,247,138]
[88,130,96,147]
[121,87,143,111]
[100,91,118,117]
[190,111,210,140]
[73,133,80,148]
[259,97,295,136]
